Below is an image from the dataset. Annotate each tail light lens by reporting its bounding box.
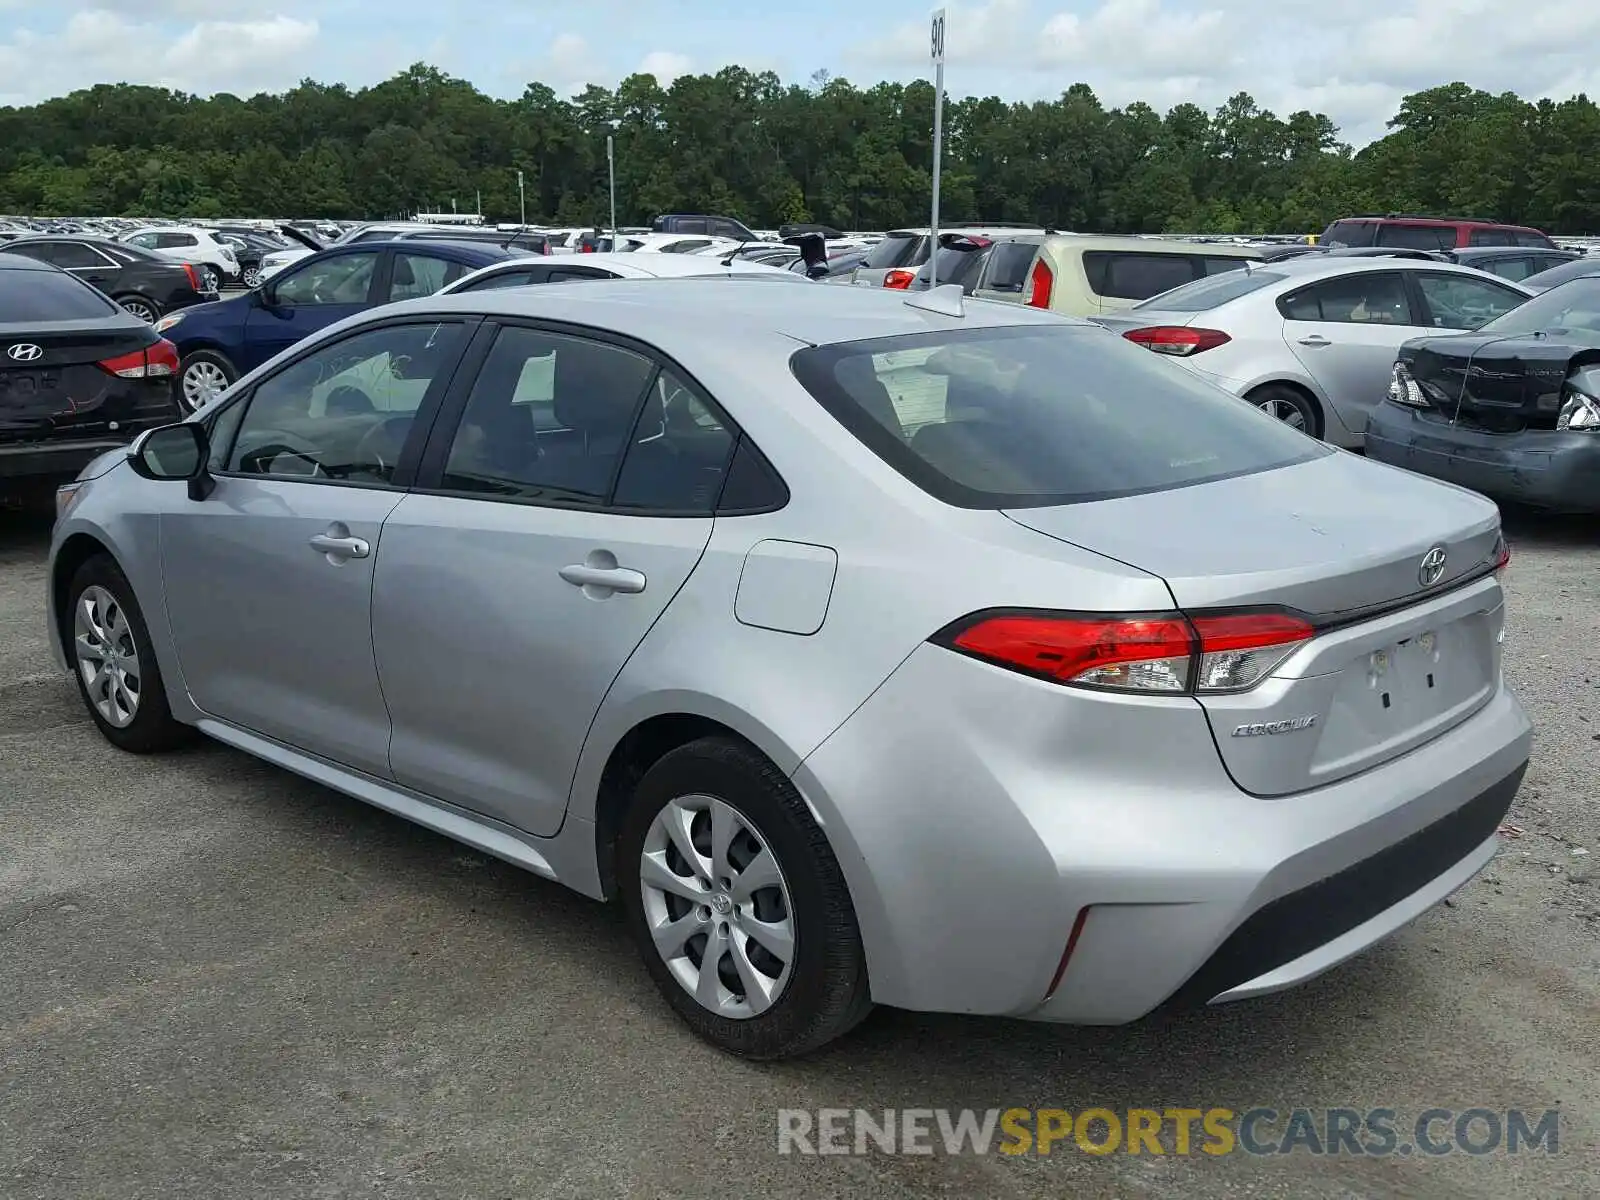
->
[98,339,180,379]
[1387,361,1428,408]
[1027,259,1053,308]
[1122,326,1231,356]
[1492,535,1510,579]
[883,268,916,290]
[938,609,1314,695]
[182,263,202,290]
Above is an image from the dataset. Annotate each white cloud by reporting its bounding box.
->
[636,51,692,84]
[0,8,318,102]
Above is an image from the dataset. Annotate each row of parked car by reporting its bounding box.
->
[3,210,1598,512]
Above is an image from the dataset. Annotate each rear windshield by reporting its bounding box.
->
[1083,251,1200,301]
[1321,220,1374,247]
[1473,277,1600,337]
[1133,269,1284,311]
[1376,224,1456,251]
[0,266,120,321]
[789,326,1325,509]
[984,241,1040,292]
[1522,256,1600,291]
[915,244,988,285]
[860,233,925,270]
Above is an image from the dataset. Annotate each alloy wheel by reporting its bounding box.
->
[181,361,229,411]
[1256,395,1308,430]
[73,585,142,729]
[639,795,796,1019]
[120,299,157,323]
[201,267,221,292]
[242,267,262,288]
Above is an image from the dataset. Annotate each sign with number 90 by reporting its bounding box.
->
[930,8,946,64]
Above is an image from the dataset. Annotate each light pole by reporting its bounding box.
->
[516,169,526,226]
[929,6,946,290]
[606,134,617,235]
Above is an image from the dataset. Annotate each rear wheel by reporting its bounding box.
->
[618,736,872,1059]
[1248,383,1321,437]
[178,350,236,412]
[199,265,222,293]
[66,554,194,754]
[115,295,159,324]
[242,265,263,289]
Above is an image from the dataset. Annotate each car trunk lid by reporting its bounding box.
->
[1003,451,1505,795]
[0,319,166,437]
[1399,334,1586,432]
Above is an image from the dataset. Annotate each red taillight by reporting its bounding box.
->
[941,609,1314,694]
[1122,326,1232,356]
[1493,535,1510,578]
[182,263,201,290]
[883,268,915,290]
[98,338,180,379]
[1026,259,1053,308]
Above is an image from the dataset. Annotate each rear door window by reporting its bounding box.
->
[1376,224,1456,251]
[1280,272,1414,324]
[1083,252,1198,301]
[459,268,543,292]
[1200,256,1252,275]
[1482,255,1535,281]
[1514,231,1555,248]
[1469,229,1515,247]
[388,253,459,302]
[982,241,1040,293]
[789,326,1324,509]
[46,242,113,269]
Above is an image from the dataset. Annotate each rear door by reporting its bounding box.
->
[32,240,122,292]
[371,322,732,835]
[1280,269,1432,438]
[971,239,1044,304]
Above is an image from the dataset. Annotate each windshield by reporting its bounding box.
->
[790,325,1326,509]
[1474,277,1600,337]
[1133,269,1285,311]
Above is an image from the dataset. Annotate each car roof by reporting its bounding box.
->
[315,239,513,262]
[405,275,1080,347]
[1245,255,1526,285]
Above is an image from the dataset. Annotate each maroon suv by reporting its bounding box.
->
[1321,215,1555,253]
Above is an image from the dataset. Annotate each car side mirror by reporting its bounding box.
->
[128,423,214,499]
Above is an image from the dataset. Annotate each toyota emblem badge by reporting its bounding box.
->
[6,343,44,363]
[1418,545,1448,587]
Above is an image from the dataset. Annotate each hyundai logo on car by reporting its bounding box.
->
[6,343,44,362]
[1419,545,1448,587]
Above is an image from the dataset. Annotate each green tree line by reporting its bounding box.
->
[2,66,1598,234]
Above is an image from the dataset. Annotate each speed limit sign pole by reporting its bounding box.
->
[929,6,946,290]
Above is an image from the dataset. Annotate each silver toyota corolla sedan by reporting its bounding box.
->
[46,279,1531,1059]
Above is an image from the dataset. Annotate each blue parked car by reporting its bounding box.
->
[155,240,520,410]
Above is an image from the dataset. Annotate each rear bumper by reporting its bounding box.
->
[795,641,1531,1023]
[1367,403,1600,513]
[0,437,134,481]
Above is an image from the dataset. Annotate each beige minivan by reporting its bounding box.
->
[970,234,1265,316]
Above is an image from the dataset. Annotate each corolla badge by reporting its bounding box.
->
[1418,545,1448,587]
[6,343,43,362]
[1232,716,1318,737]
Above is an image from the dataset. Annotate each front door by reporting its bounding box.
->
[372,324,735,835]
[242,248,381,371]
[161,317,472,776]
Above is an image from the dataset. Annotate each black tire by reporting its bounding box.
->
[65,554,195,754]
[177,350,237,412]
[114,294,160,323]
[618,736,872,1059]
[200,265,222,293]
[1248,383,1321,438]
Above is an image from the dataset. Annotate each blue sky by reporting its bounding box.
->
[2,0,1597,145]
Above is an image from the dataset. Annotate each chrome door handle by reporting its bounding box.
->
[309,533,370,559]
[560,563,646,594]
[1297,334,1331,346]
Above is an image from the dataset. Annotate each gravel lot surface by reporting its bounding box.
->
[1,503,1596,1199]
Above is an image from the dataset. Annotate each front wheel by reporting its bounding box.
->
[66,554,194,754]
[618,736,872,1059]
[242,265,263,289]
[178,351,236,412]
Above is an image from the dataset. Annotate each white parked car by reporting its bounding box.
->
[120,227,239,293]
[440,251,806,295]
[1092,257,1532,447]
